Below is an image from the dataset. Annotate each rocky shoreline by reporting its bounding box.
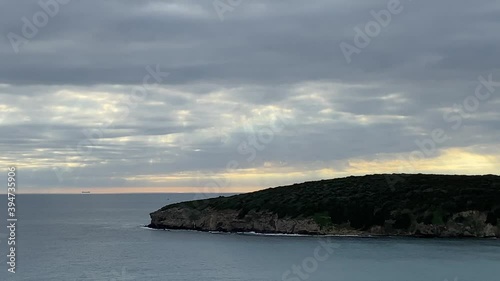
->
[149,207,500,238]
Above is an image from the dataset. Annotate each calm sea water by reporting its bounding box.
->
[0,194,499,281]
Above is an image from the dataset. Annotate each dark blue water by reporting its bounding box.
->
[0,194,499,281]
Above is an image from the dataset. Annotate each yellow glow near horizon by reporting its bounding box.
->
[16,186,258,194]
[4,145,500,194]
[7,146,500,194]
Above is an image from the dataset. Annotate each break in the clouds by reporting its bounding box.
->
[0,0,499,193]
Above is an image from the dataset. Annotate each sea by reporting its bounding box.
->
[0,193,499,281]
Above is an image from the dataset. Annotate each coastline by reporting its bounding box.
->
[149,206,500,239]
[144,225,500,239]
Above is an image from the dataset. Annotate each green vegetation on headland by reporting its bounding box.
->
[149,174,500,237]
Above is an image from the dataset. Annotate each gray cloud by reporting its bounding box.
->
[0,0,499,191]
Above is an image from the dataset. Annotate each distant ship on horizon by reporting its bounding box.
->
[81,191,91,194]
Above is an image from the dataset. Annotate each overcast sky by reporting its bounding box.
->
[1,0,499,193]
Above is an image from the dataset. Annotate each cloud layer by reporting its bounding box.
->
[1,0,499,192]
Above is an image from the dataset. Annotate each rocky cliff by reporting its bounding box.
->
[149,207,500,237]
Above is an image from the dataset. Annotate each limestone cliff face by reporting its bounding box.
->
[411,211,500,237]
[149,208,500,238]
[149,207,332,235]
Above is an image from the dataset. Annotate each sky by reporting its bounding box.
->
[0,0,499,193]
